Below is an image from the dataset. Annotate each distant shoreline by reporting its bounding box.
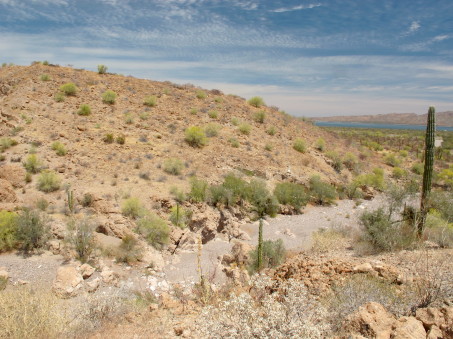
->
[314,121,453,131]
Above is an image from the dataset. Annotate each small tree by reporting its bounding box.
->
[248,96,265,108]
[97,64,108,74]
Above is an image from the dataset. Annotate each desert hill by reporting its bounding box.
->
[316,111,453,126]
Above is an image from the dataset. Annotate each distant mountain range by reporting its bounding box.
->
[316,111,453,127]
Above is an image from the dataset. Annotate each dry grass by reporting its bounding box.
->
[310,226,351,253]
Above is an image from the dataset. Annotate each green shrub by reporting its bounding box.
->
[0,211,17,252]
[399,150,408,157]
[384,153,401,167]
[248,239,285,274]
[266,126,276,135]
[274,182,309,210]
[102,90,117,104]
[139,112,150,120]
[293,138,306,153]
[196,90,207,99]
[77,104,91,116]
[247,96,265,108]
[54,92,65,102]
[229,138,239,148]
[392,167,406,179]
[353,168,385,191]
[81,193,93,207]
[208,110,218,119]
[97,64,108,74]
[163,158,184,175]
[122,198,144,219]
[246,179,279,217]
[143,95,157,107]
[116,135,126,145]
[358,208,417,252]
[37,170,61,192]
[51,141,67,156]
[169,206,191,228]
[427,191,453,223]
[103,133,114,143]
[185,126,207,147]
[223,174,248,202]
[343,152,358,171]
[204,123,221,137]
[264,143,273,151]
[189,108,198,115]
[15,209,49,253]
[253,111,266,123]
[231,117,240,126]
[0,137,18,152]
[40,74,50,81]
[189,177,209,202]
[209,185,234,207]
[23,154,41,174]
[326,150,344,171]
[67,219,95,263]
[309,176,337,205]
[59,82,77,96]
[115,235,142,264]
[238,123,251,135]
[136,213,170,249]
[315,138,325,151]
[411,163,424,175]
[35,198,49,211]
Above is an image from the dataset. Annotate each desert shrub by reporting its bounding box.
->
[231,117,240,126]
[428,191,453,222]
[358,208,417,252]
[116,135,126,144]
[274,182,309,210]
[223,173,248,202]
[37,170,60,192]
[311,227,349,253]
[35,198,49,211]
[0,137,18,152]
[384,153,401,167]
[81,193,93,207]
[23,154,41,173]
[293,138,306,153]
[189,177,209,202]
[139,111,150,120]
[411,163,424,175]
[437,166,453,189]
[424,211,453,248]
[15,209,49,253]
[40,74,50,81]
[102,90,117,104]
[246,179,279,217]
[196,90,207,99]
[247,96,265,108]
[103,133,114,143]
[204,123,221,137]
[266,126,276,135]
[115,235,142,264]
[326,150,343,172]
[209,185,234,207]
[229,138,239,147]
[60,82,77,96]
[0,211,17,252]
[238,123,251,135]
[392,167,406,179]
[342,152,358,171]
[163,158,184,175]
[143,95,157,107]
[208,110,218,119]
[248,239,286,274]
[67,219,95,263]
[122,197,144,219]
[25,172,32,183]
[309,176,337,205]
[353,168,385,191]
[77,104,91,116]
[189,108,198,115]
[136,213,170,249]
[124,114,134,124]
[0,287,68,339]
[195,277,331,338]
[97,64,108,74]
[315,138,325,151]
[169,206,191,228]
[253,110,266,123]
[54,92,65,102]
[51,141,67,156]
[185,126,207,147]
[264,143,273,151]
[400,150,409,157]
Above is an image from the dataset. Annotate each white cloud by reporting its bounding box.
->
[270,3,322,13]
[409,21,420,33]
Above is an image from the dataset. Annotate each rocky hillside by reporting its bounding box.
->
[316,111,453,127]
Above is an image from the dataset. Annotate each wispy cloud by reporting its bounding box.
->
[270,3,322,13]
[409,21,420,33]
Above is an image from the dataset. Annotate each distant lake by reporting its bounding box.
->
[314,121,453,131]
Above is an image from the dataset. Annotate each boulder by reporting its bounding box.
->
[0,179,17,203]
[353,263,375,274]
[80,263,95,279]
[100,267,119,285]
[230,240,252,266]
[52,265,84,298]
[86,278,101,293]
[140,247,165,270]
[0,164,25,188]
[0,268,9,280]
[426,325,443,339]
[342,302,396,339]
[391,316,426,339]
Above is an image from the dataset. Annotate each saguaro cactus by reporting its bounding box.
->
[257,218,263,271]
[419,106,435,235]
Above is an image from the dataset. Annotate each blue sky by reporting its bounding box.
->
[1,0,452,117]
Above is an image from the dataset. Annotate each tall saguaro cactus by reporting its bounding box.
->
[419,106,436,235]
[257,218,263,271]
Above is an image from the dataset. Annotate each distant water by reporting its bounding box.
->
[314,121,453,131]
